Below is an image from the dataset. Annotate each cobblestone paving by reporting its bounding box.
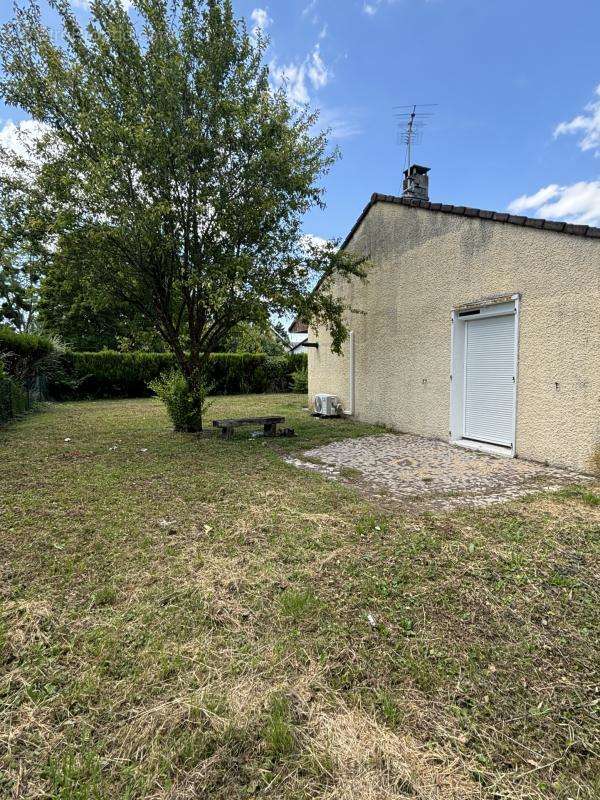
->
[284,434,588,511]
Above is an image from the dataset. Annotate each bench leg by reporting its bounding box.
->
[221,426,234,439]
[263,423,277,437]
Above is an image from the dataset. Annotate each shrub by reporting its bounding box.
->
[291,365,308,393]
[149,371,211,432]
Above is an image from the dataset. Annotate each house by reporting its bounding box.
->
[308,165,600,473]
[288,319,309,354]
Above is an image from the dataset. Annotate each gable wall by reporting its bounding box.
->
[308,202,600,473]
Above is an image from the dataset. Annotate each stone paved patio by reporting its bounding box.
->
[284,433,588,511]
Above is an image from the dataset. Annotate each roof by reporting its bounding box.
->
[288,319,309,334]
[340,192,600,251]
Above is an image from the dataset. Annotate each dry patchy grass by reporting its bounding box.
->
[0,395,598,799]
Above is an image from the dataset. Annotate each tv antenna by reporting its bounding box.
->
[394,104,437,170]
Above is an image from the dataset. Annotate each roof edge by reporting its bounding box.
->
[339,193,600,251]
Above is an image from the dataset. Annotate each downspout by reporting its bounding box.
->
[346,331,355,416]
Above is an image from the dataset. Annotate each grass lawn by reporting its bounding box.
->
[1,394,599,799]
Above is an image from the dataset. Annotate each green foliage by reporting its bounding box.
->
[0,325,56,422]
[150,370,211,432]
[49,351,307,399]
[0,173,45,332]
[221,322,288,356]
[0,324,54,364]
[206,353,303,395]
[0,260,39,331]
[0,0,367,430]
[38,236,165,352]
[43,750,103,800]
[0,368,29,424]
[291,365,308,394]
[52,351,176,399]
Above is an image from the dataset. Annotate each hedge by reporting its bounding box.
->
[52,351,176,399]
[50,351,308,399]
[0,366,29,425]
[0,325,54,362]
[0,327,54,425]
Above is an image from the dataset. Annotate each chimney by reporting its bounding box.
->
[402,164,430,201]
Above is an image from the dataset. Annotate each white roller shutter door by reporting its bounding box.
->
[463,313,515,447]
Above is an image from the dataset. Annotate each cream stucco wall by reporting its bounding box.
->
[308,201,600,473]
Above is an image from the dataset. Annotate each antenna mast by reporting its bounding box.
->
[407,105,415,167]
[394,103,437,171]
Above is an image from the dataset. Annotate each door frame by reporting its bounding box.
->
[449,293,520,458]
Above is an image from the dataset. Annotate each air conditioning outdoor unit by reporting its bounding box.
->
[314,393,341,417]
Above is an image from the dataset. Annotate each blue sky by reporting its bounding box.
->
[2,0,600,241]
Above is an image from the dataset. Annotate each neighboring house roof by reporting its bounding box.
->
[340,193,600,251]
[270,324,290,350]
[289,320,309,334]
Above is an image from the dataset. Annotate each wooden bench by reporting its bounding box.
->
[212,416,285,439]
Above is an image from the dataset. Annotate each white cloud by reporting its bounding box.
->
[250,7,272,40]
[0,118,44,155]
[507,84,600,227]
[0,120,61,215]
[307,45,329,91]
[507,181,600,227]
[270,44,331,107]
[362,0,435,14]
[268,38,358,139]
[301,233,329,253]
[267,31,360,142]
[507,184,562,214]
[0,118,50,176]
[270,58,310,105]
[554,83,600,156]
[318,107,362,140]
[302,0,318,17]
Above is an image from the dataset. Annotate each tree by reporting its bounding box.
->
[0,256,39,332]
[0,0,366,430]
[38,233,166,351]
[221,321,287,356]
[0,174,44,332]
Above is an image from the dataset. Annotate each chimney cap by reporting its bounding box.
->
[403,164,430,177]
